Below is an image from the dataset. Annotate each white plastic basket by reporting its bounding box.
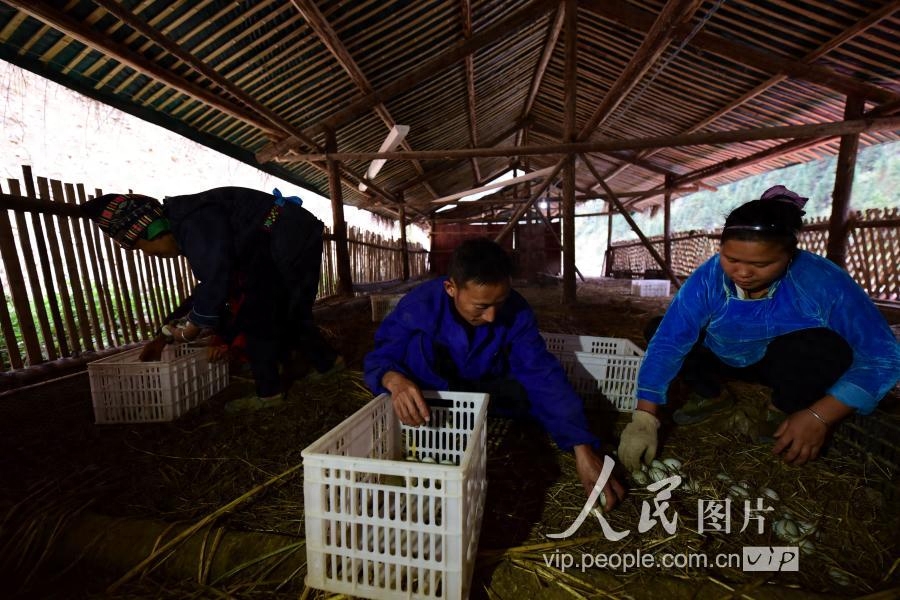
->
[541,332,644,411]
[630,279,671,297]
[88,344,229,424]
[371,293,405,321]
[302,390,489,600]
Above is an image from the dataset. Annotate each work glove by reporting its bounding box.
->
[618,410,660,472]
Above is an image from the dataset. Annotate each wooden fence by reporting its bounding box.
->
[607,207,900,300]
[0,167,428,371]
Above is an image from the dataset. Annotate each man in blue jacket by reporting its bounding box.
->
[364,238,624,508]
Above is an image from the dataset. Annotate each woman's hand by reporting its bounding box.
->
[771,410,828,465]
[382,371,430,425]
[771,396,852,466]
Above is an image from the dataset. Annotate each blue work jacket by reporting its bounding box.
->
[364,278,600,451]
[637,251,900,414]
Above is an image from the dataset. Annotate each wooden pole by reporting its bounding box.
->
[826,95,864,268]
[562,0,577,304]
[399,202,410,282]
[581,155,681,289]
[604,207,613,277]
[664,173,673,269]
[325,129,354,296]
[286,116,900,162]
[493,159,566,245]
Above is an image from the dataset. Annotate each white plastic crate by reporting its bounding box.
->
[371,293,405,321]
[541,332,644,411]
[88,344,229,424]
[630,279,671,297]
[302,390,489,600]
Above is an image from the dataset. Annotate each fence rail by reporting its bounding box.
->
[0,166,428,371]
[607,208,900,300]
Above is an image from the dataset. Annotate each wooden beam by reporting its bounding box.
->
[494,159,567,244]
[256,0,559,163]
[399,203,410,281]
[325,130,354,297]
[288,0,439,200]
[581,0,900,105]
[287,115,900,162]
[826,95,864,268]
[562,0,578,303]
[393,121,526,194]
[578,0,703,140]
[460,0,482,183]
[430,165,557,204]
[519,5,565,130]
[601,1,900,186]
[664,174,673,269]
[581,154,681,289]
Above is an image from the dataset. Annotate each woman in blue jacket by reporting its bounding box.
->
[83,187,341,409]
[618,186,900,471]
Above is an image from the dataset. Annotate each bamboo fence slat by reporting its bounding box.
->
[50,179,94,352]
[7,179,57,360]
[76,183,117,348]
[0,201,43,365]
[63,182,104,351]
[23,167,69,357]
[0,271,21,369]
[37,177,81,355]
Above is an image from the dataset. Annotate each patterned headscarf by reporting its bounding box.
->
[81,193,164,249]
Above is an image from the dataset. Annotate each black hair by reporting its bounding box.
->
[721,199,804,253]
[448,238,513,285]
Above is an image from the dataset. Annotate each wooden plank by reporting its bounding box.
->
[36,177,80,354]
[0,188,42,365]
[124,250,149,339]
[21,168,69,356]
[0,273,22,369]
[6,179,56,360]
[75,184,117,347]
[63,183,103,350]
[49,179,94,352]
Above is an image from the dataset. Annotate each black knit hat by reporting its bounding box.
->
[82,193,164,249]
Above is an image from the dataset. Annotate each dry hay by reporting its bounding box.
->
[0,279,897,599]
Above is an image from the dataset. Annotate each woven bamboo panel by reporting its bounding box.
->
[609,209,899,299]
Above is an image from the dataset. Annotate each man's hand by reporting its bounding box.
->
[574,445,625,511]
[618,408,660,472]
[382,371,430,425]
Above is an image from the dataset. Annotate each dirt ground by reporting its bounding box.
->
[0,278,897,600]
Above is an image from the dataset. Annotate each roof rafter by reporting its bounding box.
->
[578,0,704,141]
[288,0,440,201]
[459,0,482,183]
[256,0,559,163]
[581,0,900,105]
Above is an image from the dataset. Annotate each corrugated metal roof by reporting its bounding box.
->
[0,0,897,224]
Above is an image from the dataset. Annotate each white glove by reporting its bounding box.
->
[618,410,660,472]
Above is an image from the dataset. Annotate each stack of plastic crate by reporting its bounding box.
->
[630,279,671,297]
[541,332,644,411]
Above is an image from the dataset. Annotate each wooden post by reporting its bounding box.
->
[826,95,864,268]
[581,155,682,289]
[562,0,577,304]
[664,173,673,269]
[325,129,353,296]
[399,201,410,281]
[604,207,613,277]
